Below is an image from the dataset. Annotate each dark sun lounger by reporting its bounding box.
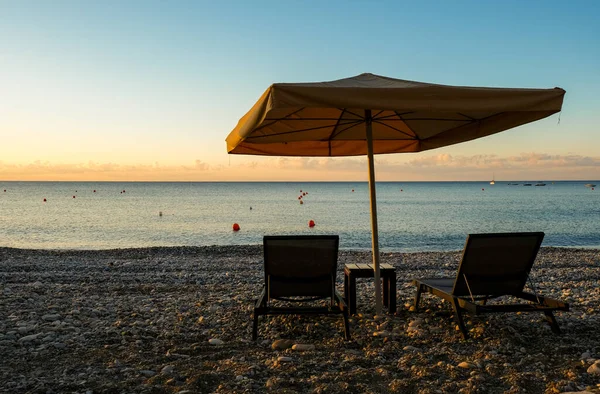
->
[252,235,350,340]
[412,232,569,339]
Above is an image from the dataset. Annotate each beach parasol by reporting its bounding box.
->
[225,73,565,315]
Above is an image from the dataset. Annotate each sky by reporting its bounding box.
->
[1,0,599,181]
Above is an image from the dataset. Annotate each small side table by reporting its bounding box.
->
[344,263,397,315]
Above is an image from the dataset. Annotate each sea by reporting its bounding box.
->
[0,181,598,252]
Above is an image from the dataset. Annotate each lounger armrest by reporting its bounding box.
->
[255,288,267,308]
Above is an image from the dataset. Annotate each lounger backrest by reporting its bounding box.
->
[452,232,544,297]
[263,235,339,299]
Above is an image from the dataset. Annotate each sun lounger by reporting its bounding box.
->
[412,232,569,339]
[252,235,350,340]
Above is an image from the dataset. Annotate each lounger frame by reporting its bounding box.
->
[252,235,350,340]
[412,232,569,339]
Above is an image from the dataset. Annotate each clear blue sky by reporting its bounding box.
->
[1,0,598,180]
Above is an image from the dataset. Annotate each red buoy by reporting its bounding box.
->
[299,200,304,205]
[232,223,240,231]
[482,188,485,191]
[351,189,354,192]
[308,220,315,228]
[43,198,47,202]
[400,189,403,192]
[93,190,96,193]
[73,195,76,198]
[123,190,126,193]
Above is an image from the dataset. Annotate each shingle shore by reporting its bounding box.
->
[0,246,599,393]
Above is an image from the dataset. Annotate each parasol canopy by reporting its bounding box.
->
[226,73,565,314]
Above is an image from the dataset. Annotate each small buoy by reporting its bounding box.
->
[123,190,126,193]
[93,190,96,193]
[300,190,302,192]
[302,192,306,196]
[249,206,252,210]
[482,188,484,191]
[43,198,47,202]
[400,189,403,192]
[351,189,354,192]
[308,220,315,228]
[232,223,240,231]
[159,211,163,217]
[299,200,304,205]
[298,196,302,200]
[73,195,76,198]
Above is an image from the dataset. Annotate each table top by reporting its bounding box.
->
[344,263,395,274]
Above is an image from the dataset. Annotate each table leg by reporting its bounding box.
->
[349,274,357,315]
[344,273,349,306]
[389,272,397,314]
[382,276,389,308]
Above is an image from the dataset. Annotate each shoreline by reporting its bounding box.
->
[1,246,599,393]
[2,244,600,254]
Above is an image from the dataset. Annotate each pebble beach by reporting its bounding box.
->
[1,246,599,394]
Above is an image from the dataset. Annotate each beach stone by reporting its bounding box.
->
[292,344,315,351]
[587,361,600,375]
[208,338,224,346]
[373,330,391,337]
[277,356,292,363]
[19,333,42,343]
[581,352,591,359]
[52,342,66,349]
[458,361,476,369]
[161,365,175,375]
[271,339,294,350]
[403,346,420,352]
[139,370,155,377]
[42,314,61,322]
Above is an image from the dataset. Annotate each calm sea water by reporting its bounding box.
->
[0,181,598,251]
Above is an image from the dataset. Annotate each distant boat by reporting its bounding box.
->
[523,183,532,186]
[585,184,597,187]
[535,183,547,186]
[490,173,495,185]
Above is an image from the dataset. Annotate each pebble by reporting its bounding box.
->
[373,331,391,337]
[42,314,61,322]
[458,361,476,369]
[277,356,292,363]
[18,333,42,343]
[208,338,224,346]
[587,361,600,375]
[161,365,175,375]
[139,370,156,377]
[271,339,294,350]
[292,344,315,351]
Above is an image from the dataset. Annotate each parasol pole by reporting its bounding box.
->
[365,109,383,316]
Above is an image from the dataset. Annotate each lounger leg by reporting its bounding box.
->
[413,284,423,312]
[544,311,561,334]
[252,311,259,341]
[451,299,469,340]
[342,309,351,340]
